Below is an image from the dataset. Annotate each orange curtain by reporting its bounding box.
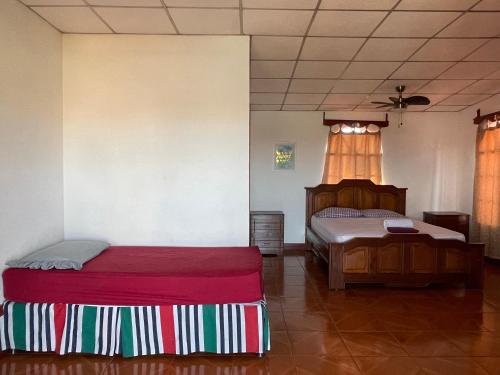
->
[322,132,382,184]
[472,126,500,258]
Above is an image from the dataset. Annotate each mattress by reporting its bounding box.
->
[310,217,465,243]
[3,246,263,306]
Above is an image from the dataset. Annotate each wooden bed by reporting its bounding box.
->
[305,179,484,290]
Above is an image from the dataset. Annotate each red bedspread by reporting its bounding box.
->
[3,246,263,306]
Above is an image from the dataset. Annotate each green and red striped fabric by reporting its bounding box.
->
[0,301,270,358]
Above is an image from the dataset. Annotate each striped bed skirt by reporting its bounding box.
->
[0,300,270,357]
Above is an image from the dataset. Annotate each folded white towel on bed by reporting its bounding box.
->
[383,218,414,230]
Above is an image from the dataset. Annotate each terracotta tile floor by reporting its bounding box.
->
[2,251,500,374]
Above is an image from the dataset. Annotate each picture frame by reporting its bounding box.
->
[273,143,295,170]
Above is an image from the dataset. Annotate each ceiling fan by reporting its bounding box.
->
[371,85,431,127]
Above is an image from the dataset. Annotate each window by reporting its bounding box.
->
[322,130,382,184]
[472,125,500,258]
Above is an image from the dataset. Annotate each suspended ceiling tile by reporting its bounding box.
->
[342,61,401,79]
[355,38,426,61]
[396,0,478,10]
[438,13,500,37]
[95,8,175,34]
[309,11,387,37]
[31,6,111,33]
[472,0,500,10]
[410,39,486,61]
[300,37,365,60]
[289,79,335,93]
[320,0,398,10]
[169,8,239,34]
[391,62,455,79]
[465,40,500,61]
[294,61,349,78]
[439,94,491,105]
[418,79,476,94]
[460,80,500,94]
[250,93,285,104]
[430,105,471,112]
[330,79,383,93]
[282,105,318,110]
[374,12,460,37]
[354,105,389,111]
[251,36,303,60]
[251,61,295,78]
[439,62,500,79]
[243,0,319,9]
[20,0,84,4]
[485,70,500,79]
[88,0,162,5]
[285,93,326,104]
[374,80,429,93]
[165,0,238,7]
[319,104,356,110]
[426,105,468,111]
[324,93,367,105]
[251,104,282,110]
[250,79,290,92]
[243,10,313,35]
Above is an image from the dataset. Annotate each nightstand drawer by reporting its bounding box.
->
[253,229,282,240]
[253,222,281,230]
[253,240,282,249]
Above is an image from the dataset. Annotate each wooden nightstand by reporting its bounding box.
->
[423,211,470,242]
[250,211,284,255]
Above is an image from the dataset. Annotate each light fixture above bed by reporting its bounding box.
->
[323,112,389,134]
[474,109,500,130]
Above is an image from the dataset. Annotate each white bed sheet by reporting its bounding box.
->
[310,216,465,243]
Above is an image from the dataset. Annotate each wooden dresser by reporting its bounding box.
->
[423,211,470,242]
[250,211,284,255]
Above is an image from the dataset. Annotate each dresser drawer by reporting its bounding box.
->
[253,229,282,240]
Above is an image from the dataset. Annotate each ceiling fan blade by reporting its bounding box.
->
[389,97,399,102]
[376,104,393,108]
[403,95,430,106]
[371,101,392,105]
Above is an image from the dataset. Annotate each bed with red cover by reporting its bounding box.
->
[0,246,270,357]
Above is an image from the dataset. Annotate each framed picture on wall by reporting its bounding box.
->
[274,143,295,170]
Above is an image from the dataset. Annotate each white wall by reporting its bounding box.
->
[250,110,476,243]
[0,0,63,290]
[63,35,250,246]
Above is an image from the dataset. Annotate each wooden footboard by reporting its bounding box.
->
[306,227,484,290]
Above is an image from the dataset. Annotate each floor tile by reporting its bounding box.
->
[444,331,500,356]
[414,357,489,375]
[268,331,292,356]
[294,355,361,374]
[474,357,500,375]
[354,356,421,375]
[283,311,335,331]
[341,332,408,356]
[232,355,296,374]
[330,311,386,332]
[392,331,464,356]
[288,331,350,356]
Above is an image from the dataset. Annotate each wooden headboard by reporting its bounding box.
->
[305,179,407,226]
